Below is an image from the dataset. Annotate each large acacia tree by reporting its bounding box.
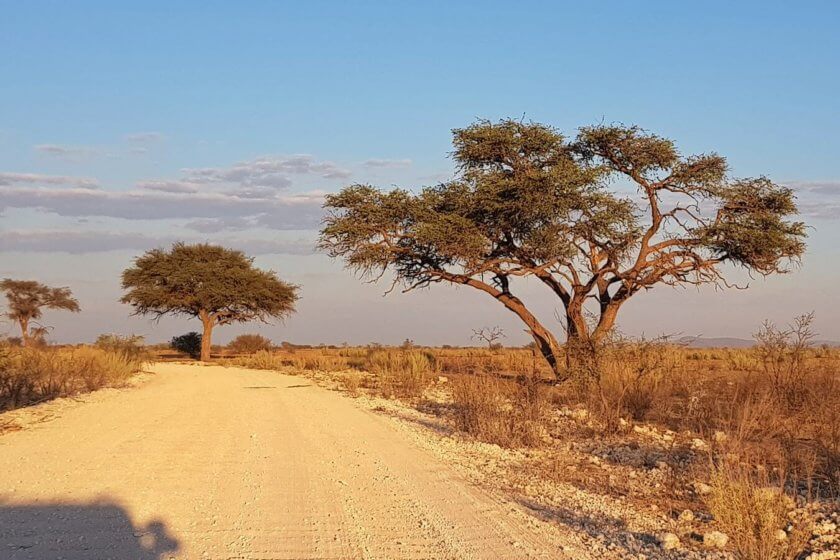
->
[1,279,80,347]
[319,120,806,378]
[121,243,299,361]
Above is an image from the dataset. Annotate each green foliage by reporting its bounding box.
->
[171,332,202,359]
[320,119,806,377]
[228,333,273,354]
[121,243,299,324]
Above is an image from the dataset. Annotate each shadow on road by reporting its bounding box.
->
[0,499,180,560]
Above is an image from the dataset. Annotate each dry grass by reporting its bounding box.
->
[706,460,811,560]
[218,329,839,509]
[451,373,547,448]
[0,345,144,411]
[367,349,433,399]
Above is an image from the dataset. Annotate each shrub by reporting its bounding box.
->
[95,334,150,362]
[228,334,273,354]
[451,374,547,448]
[706,460,810,560]
[367,350,433,399]
[0,346,143,411]
[170,332,202,359]
[754,313,815,407]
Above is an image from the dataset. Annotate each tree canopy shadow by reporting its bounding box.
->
[0,499,180,559]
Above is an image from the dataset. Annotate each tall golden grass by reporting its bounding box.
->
[0,345,145,411]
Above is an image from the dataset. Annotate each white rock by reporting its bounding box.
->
[775,529,788,541]
[704,531,729,549]
[691,438,709,451]
[693,482,713,496]
[660,532,681,550]
[678,509,695,523]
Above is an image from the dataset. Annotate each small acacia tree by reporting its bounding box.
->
[121,243,299,361]
[319,119,806,379]
[472,326,505,349]
[0,279,80,347]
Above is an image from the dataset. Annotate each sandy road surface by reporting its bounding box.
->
[0,363,563,559]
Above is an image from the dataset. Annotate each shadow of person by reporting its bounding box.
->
[0,500,180,559]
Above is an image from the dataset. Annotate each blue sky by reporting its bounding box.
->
[1,1,839,344]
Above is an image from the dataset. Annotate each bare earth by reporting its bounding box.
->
[0,363,564,559]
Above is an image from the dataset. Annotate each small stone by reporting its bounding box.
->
[678,509,695,523]
[775,529,787,541]
[691,438,709,451]
[660,532,681,550]
[694,482,713,496]
[704,531,729,549]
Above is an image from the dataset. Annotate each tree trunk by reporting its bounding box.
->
[19,318,30,348]
[199,313,214,362]
[529,325,565,379]
[494,293,564,379]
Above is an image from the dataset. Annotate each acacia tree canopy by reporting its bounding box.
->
[0,279,80,347]
[121,243,299,361]
[319,119,806,378]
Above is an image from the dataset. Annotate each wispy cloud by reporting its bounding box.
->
[0,229,314,255]
[34,144,99,160]
[125,132,165,144]
[0,172,99,189]
[785,180,840,196]
[184,217,255,233]
[362,158,412,169]
[0,185,326,228]
[136,180,200,194]
[181,155,351,189]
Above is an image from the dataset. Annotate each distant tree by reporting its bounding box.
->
[228,333,273,354]
[171,332,202,359]
[0,279,80,347]
[472,326,505,349]
[121,243,299,361]
[319,119,806,379]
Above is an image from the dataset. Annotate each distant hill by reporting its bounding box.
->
[678,337,840,348]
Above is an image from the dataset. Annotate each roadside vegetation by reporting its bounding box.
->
[0,337,147,412]
[216,320,838,559]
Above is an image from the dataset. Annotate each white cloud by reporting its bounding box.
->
[34,144,99,159]
[184,217,254,233]
[181,155,351,188]
[0,229,314,255]
[0,185,326,228]
[0,172,99,189]
[362,158,412,169]
[125,132,165,144]
[784,180,840,196]
[136,180,200,194]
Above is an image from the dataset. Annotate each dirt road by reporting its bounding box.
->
[0,363,562,559]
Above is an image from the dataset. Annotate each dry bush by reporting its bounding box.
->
[227,350,287,371]
[706,460,810,560]
[754,313,815,407]
[340,371,363,396]
[289,352,349,372]
[367,349,433,399]
[95,333,151,363]
[0,346,142,410]
[451,374,547,448]
[228,334,273,354]
[576,336,677,433]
